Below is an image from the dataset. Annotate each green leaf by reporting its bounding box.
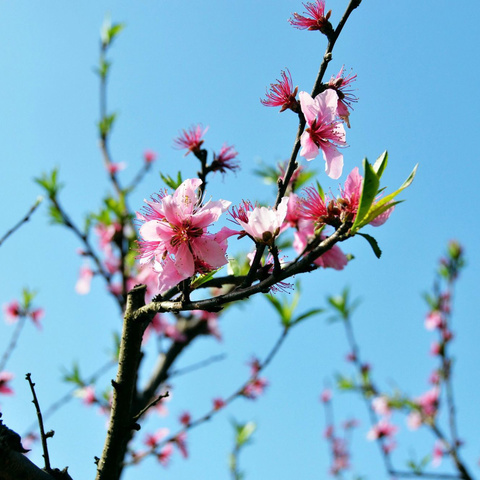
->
[291,308,324,326]
[100,16,125,47]
[191,267,223,289]
[357,232,382,259]
[336,374,355,391]
[315,180,325,202]
[235,421,256,447]
[62,362,83,386]
[351,159,380,232]
[48,204,65,225]
[98,113,117,138]
[160,171,183,190]
[372,150,388,179]
[34,168,63,198]
[21,288,36,310]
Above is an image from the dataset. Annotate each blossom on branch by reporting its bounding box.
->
[289,1,333,36]
[327,66,358,127]
[299,90,347,179]
[211,143,240,175]
[261,69,299,113]
[173,124,208,156]
[231,197,289,246]
[144,150,157,164]
[137,178,232,293]
[0,372,14,395]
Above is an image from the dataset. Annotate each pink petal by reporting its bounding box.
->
[322,143,344,179]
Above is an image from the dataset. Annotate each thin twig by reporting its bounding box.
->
[0,316,27,373]
[169,353,227,378]
[0,197,43,247]
[25,373,52,472]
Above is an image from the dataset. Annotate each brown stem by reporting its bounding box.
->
[95,285,154,480]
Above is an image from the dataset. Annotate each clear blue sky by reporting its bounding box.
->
[1,1,479,479]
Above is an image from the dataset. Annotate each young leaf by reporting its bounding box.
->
[357,232,382,259]
[372,150,388,179]
[351,159,380,232]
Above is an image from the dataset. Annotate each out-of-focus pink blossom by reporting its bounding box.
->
[144,428,169,448]
[432,440,445,467]
[289,1,332,35]
[417,388,439,417]
[372,396,392,417]
[327,66,358,127]
[211,143,239,175]
[0,372,14,395]
[137,179,232,293]
[430,341,442,356]
[179,412,191,426]
[95,222,121,250]
[429,370,441,385]
[299,90,346,179]
[366,419,398,441]
[323,425,334,439]
[425,311,444,330]
[320,388,332,403]
[243,377,269,399]
[75,265,94,295]
[213,397,226,410]
[157,442,174,466]
[174,432,188,458]
[248,357,262,376]
[29,308,44,329]
[144,150,157,164]
[3,300,20,323]
[173,124,208,156]
[75,385,97,405]
[261,69,299,112]
[107,162,126,174]
[233,197,289,246]
[407,411,422,430]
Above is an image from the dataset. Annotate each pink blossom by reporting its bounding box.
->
[234,197,289,245]
[157,443,174,466]
[429,370,441,385]
[0,372,14,395]
[144,150,157,164]
[261,69,299,112]
[323,425,334,439]
[288,1,333,35]
[137,178,232,293]
[320,388,332,403]
[248,357,262,376]
[75,385,97,405]
[366,419,398,441]
[372,396,392,417]
[174,432,188,458]
[327,66,358,127]
[173,124,208,156]
[430,341,442,356]
[144,428,169,448]
[425,311,443,330]
[293,224,348,270]
[213,397,226,410]
[432,440,445,467]
[95,222,121,250]
[75,265,94,295]
[211,143,240,175]
[299,90,346,179]
[417,388,439,417]
[106,162,126,174]
[3,300,20,323]
[407,411,422,430]
[243,377,269,399]
[301,168,394,226]
[179,412,191,426]
[29,308,44,329]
